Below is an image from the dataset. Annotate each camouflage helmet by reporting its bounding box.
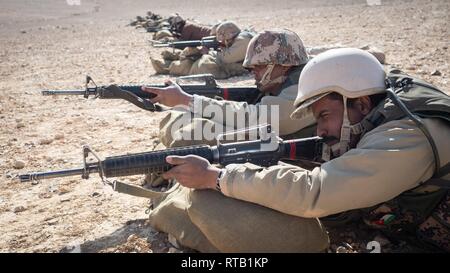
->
[168,13,184,26]
[216,21,241,43]
[243,29,309,68]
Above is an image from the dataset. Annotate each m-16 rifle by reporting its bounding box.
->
[18,126,325,198]
[42,74,261,112]
[152,36,220,50]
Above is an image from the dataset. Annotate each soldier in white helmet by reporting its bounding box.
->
[158,48,450,252]
[153,13,216,41]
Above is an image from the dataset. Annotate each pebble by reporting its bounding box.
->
[431,70,442,76]
[39,192,52,199]
[13,206,27,213]
[58,187,71,195]
[60,197,71,203]
[46,219,59,225]
[54,133,64,140]
[39,138,53,145]
[16,123,25,129]
[13,160,26,169]
[91,192,101,197]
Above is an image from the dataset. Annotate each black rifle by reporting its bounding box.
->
[19,130,324,184]
[42,74,261,112]
[152,37,220,50]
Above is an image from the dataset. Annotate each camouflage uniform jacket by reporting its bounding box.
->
[179,21,213,41]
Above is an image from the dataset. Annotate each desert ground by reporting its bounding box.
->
[0,0,448,253]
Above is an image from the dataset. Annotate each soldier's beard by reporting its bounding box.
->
[325,134,361,160]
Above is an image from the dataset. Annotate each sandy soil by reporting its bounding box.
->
[0,0,448,253]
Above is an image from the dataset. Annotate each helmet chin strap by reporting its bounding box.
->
[257,64,287,93]
[339,96,351,156]
[321,96,365,161]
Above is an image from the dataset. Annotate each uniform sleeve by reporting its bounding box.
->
[219,118,447,218]
[215,35,249,64]
[191,84,305,135]
[180,22,212,40]
[191,94,264,130]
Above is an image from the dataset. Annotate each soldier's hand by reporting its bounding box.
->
[162,155,221,190]
[200,46,209,55]
[141,80,192,107]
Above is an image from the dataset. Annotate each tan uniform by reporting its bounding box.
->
[219,117,450,218]
[189,31,254,79]
[153,30,254,79]
[159,66,306,147]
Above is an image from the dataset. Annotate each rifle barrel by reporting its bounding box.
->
[42,90,87,96]
[19,165,99,182]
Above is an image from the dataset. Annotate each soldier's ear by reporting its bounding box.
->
[354,96,372,115]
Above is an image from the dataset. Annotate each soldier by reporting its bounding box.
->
[188,21,254,79]
[152,14,218,41]
[158,48,450,252]
[144,29,310,148]
[150,21,254,79]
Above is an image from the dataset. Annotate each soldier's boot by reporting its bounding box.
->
[150,58,170,74]
[161,50,180,61]
[153,29,173,40]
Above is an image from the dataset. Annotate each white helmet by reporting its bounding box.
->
[291,48,386,159]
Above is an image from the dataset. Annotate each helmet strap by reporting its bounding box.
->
[258,64,287,93]
[321,96,352,161]
[339,96,351,156]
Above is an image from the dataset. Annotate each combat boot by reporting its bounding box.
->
[161,50,180,61]
[150,58,170,74]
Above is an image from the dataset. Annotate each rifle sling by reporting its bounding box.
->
[113,180,170,200]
